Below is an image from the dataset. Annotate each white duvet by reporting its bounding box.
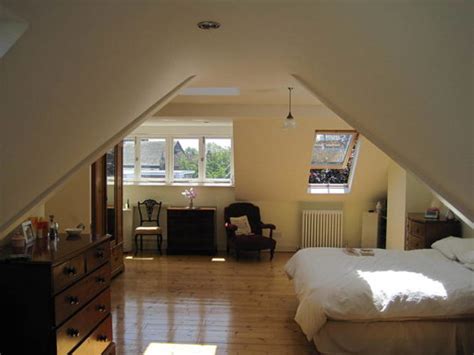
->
[285,248,474,340]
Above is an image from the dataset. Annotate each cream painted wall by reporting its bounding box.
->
[234,117,391,249]
[44,166,91,234]
[386,162,407,250]
[123,185,235,251]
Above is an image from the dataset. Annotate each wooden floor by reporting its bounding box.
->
[110,252,316,355]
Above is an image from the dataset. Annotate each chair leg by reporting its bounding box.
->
[140,235,143,252]
[270,248,275,261]
[258,250,261,260]
[134,234,139,255]
[236,248,240,261]
[226,244,230,255]
[157,234,162,255]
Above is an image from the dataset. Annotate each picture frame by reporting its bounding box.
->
[21,221,36,245]
[424,208,439,220]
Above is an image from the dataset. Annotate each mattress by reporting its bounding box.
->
[285,248,474,341]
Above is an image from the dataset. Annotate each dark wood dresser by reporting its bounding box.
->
[406,213,461,250]
[0,234,115,355]
[167,207,216,255]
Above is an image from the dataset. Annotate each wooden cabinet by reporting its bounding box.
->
[92,143,124,277]
[405,213,461,250]
[167,207,216,255]
[0,235,115,355]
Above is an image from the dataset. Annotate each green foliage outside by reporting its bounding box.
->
[206,143,231,179]
[174,143,231,179]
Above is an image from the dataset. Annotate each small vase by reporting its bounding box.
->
[188,198,194,209]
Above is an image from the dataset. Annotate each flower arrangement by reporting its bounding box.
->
[181,187,197,208]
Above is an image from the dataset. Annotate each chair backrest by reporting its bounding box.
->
[137,199,162,226]
[224,202,262,235]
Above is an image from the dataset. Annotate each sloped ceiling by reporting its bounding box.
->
[0,1,472,233]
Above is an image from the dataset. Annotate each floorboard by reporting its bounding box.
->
[111,252,317,354]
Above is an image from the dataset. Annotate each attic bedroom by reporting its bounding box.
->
[0,1,472,355]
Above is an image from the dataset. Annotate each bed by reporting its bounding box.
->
[285,247,474,354]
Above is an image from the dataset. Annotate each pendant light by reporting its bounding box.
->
[284,87,296,128]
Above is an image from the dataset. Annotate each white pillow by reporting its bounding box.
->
[431,236,474,262]
[463,263,474,271]
[230,215,252,236]
[431,236,459,260]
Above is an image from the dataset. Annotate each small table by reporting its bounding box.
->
[167,207,217,255]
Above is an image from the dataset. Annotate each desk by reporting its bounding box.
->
[167,207,216,255]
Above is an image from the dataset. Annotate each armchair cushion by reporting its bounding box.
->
[230,215,252,236]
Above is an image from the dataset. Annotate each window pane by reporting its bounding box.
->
[311,133,354,167]
[140,138,166,179]
[123,139,135,181]
[173,138,199,179]
[205,138,231,180]
[308,135,358,185]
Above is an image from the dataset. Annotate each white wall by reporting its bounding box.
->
[234,117,391,249]
[123,185,235,251]
[44,166,91,233]
[386,162,407,250]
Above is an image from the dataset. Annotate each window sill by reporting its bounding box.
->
[124,181,234,188]
[307,185,350,194]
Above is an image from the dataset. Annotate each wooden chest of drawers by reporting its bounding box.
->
[405,213,461,250]
[167,207,216,254]
[0,234,115,355]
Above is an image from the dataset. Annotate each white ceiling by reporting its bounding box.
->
[1,1,472,232]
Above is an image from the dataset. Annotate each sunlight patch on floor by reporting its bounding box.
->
[125,256,154,261]
[211,257,226,262]
[144,343,217,355]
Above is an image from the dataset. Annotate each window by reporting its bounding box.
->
[123,138,135,182]
[308,130,359,194]
[205,138,232,181]
[124,136,233,185]
[140,138,166,180]
[173,138,199,180]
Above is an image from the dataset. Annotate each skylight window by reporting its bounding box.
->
[308,130,359,194]
[180,87,240,96]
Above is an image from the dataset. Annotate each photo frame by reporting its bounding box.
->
[21,221,36,245]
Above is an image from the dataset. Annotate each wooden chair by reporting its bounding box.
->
[224,202,276,261]
[135,199,163,255]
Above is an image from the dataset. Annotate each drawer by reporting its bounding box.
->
[56,289,110,355]
[55,263,111,325]
[86,241,110,273]
[110,243,123,275]
[71,315,113,355]
[406,234,424,250]
[408,220,425,238]
[53,255,86,294]
[102,342,116,355]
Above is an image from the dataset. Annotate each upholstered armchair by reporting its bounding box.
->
[224,202,276,260]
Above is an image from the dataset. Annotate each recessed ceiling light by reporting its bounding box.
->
[197,20,221,30]
[181,87,240,96]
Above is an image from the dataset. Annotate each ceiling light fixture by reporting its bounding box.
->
[197,20,221,30]
[284,87,296,129]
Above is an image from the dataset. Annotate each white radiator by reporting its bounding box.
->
[301,210,343,248]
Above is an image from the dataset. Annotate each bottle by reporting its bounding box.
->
[126,199,130,209]
[48,215,58,240]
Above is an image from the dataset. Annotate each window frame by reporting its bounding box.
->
[308,130,360,195]
[310,130,358,170]
[123,134,234,186]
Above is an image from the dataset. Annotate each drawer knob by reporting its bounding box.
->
[67,328,80,337]
[97,304,107,313]
[67,296,80,305]
[96,277,107,284]
[64,266,77,276]
[96,250,105,258]
[97,335,108,342]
